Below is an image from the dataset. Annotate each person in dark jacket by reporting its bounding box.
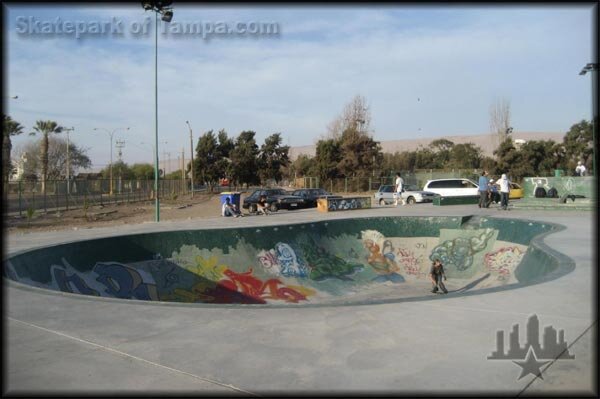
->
[429,259,448,294]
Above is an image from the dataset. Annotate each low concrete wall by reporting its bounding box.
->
[522,176,595,199]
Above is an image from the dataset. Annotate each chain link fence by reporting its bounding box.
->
[3,178,191,216]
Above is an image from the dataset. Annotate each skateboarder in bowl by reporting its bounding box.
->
[429,259,448,294]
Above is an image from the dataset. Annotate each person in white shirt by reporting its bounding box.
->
[575,161,587,176]
[498,173,511,210]
[394,172,405,206]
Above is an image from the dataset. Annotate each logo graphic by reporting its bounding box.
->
[488,314,574,380]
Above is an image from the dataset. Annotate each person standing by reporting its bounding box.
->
[575,161,587,176]
[394,172,405,206]
[498,173,511,210]
[478,170,489,208]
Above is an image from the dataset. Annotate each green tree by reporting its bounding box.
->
[29,120,64,193]
[3,115,24,188]
[414,147,437,169]
[194,130,222,190]
[100,160,134,180]
[562,120,593,174]
[447,143,482,169]
[288,154,314,178]
[314,138,342,181]
[337,128,381,177]
[258,133,290,184]
[494,138,562,180]
[430,138,454,167]
[131,163,155,179]
[229,131,260,186]
[480,156,498,175]
[215,129,234,183]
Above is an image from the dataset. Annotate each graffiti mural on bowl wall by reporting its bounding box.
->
[429,228,497,279]
[484,246,526,284]
[5,225,530,304]
[361,230,405,283]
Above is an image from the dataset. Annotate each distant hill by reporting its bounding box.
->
[288,131,566,160]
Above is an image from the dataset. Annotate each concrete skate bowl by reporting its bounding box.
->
[3,216,574,307]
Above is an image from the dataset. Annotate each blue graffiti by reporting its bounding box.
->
[275,242,309,278]
[52,267,100,296]
[94,262,158,300]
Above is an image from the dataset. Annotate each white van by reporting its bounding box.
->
[422,178,479,197]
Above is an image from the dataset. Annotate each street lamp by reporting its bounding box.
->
[93,127,130,195]
[186,120,194,198]
[141,0,174,222]
[579,62,598,176]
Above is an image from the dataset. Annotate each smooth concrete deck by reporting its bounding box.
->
[3,203,597,396]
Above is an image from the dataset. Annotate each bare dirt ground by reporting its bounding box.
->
[4,193,226,234]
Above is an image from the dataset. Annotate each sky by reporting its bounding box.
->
[3,3,596,172]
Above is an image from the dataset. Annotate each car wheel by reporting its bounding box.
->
[269,203,278,212]
[379,199,386,206]
[407,197,416,205]
[250,204,257,213]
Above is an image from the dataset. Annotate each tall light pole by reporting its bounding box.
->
[186,120,194,198]
[94,127,129,195]
[579,62,598,176]
[142,0,174,222]
[63,127,74,194]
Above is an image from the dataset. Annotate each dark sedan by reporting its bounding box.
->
[242,189,305,212]
[291,188,342,208]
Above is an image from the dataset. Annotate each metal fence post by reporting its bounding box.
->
[18,180,22,216]
[65,181,69,211]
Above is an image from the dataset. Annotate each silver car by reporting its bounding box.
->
[374,184,437,205]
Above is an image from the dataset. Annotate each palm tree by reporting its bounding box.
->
[3,115,24,188]
[30,120,64,194]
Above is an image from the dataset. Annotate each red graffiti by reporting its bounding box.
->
[216,268,308,303]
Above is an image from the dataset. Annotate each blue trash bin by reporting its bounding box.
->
[220,192,241,210]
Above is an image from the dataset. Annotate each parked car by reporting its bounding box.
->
[374,184,437,205]
[508,182,524,199]
[490,181,524,201]
[242,188,305,212]
[291,188,342,208]
[422,178,479,197]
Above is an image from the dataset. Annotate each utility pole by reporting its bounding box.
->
[64,127,74,194]
[181,148,185,181]
[115,140,125,193]
[116,140,125,161]
[93,127,129,195]
[186,121,194,198]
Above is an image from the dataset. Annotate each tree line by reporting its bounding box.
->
[3,106,594,198]
[289,120,593,183]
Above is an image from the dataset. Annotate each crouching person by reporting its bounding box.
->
[429,259,448,294]
[222,197,243,218]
